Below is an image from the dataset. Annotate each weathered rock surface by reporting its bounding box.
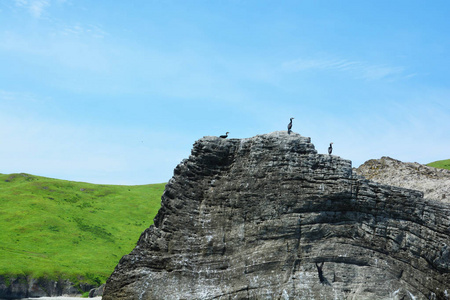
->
[89,283,105,298]
[355,156,450,203]
[103,132,450,300]
[0,275,94,299]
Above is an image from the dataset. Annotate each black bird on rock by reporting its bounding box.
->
[287,117,294,134]
[220,132,229,138]
[328,142,333,155]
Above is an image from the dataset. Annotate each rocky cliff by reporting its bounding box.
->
[103,132,450,300]
[355,156,450,203]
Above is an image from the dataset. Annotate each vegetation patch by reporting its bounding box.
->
[0,173,165,286]
[427,159,450,170]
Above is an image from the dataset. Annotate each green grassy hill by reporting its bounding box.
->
[0,173,165,286]
[427,159,450,170]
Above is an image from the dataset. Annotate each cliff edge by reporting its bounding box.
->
[103,132,450,300]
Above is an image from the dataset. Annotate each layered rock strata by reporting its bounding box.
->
[103,132,450,300]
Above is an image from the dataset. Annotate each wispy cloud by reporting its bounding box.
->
[0,21,110,73]
[361,64,405,81]
[0,89,37,102]
[59,24,107,39]
[15,0,50,18]
[282,57,410,81]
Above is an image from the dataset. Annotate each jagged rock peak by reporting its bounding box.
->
[355,156,450,203]
[104,133,450,300]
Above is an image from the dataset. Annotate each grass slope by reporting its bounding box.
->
[0,173,164,286]
[427,159,450,170]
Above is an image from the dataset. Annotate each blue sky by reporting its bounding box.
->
[1,0,449,185]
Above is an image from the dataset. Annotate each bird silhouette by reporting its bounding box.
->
[287,118,294,134]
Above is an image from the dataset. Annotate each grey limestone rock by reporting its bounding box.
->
[103,131,450,300]
[89,283,105,297]
[355,156,450,203]
[0,275,94,299]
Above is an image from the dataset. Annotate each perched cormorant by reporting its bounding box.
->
[287,117,294,134]
[328,142,333,155]
[220,132,229,138]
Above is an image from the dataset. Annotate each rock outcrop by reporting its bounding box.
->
[89,283,105,298]
[103,132,450,300]
[355,156,450,203]
[0,275,95,299]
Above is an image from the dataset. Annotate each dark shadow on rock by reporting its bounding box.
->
[315,262,331,286]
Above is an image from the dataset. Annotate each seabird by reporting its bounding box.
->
[287,117,294,134]
[328,142,333,155]
[220,132,229,138]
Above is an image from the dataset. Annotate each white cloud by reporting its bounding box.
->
[0,25,110,73]
[361,64,404,81]
[14,0,50,18]
[29,0,49,17]
[282,56,409,81]
[282,58,358,72]
[14,0,27,7]
[59,23,107,39]
[0,89,37,102]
